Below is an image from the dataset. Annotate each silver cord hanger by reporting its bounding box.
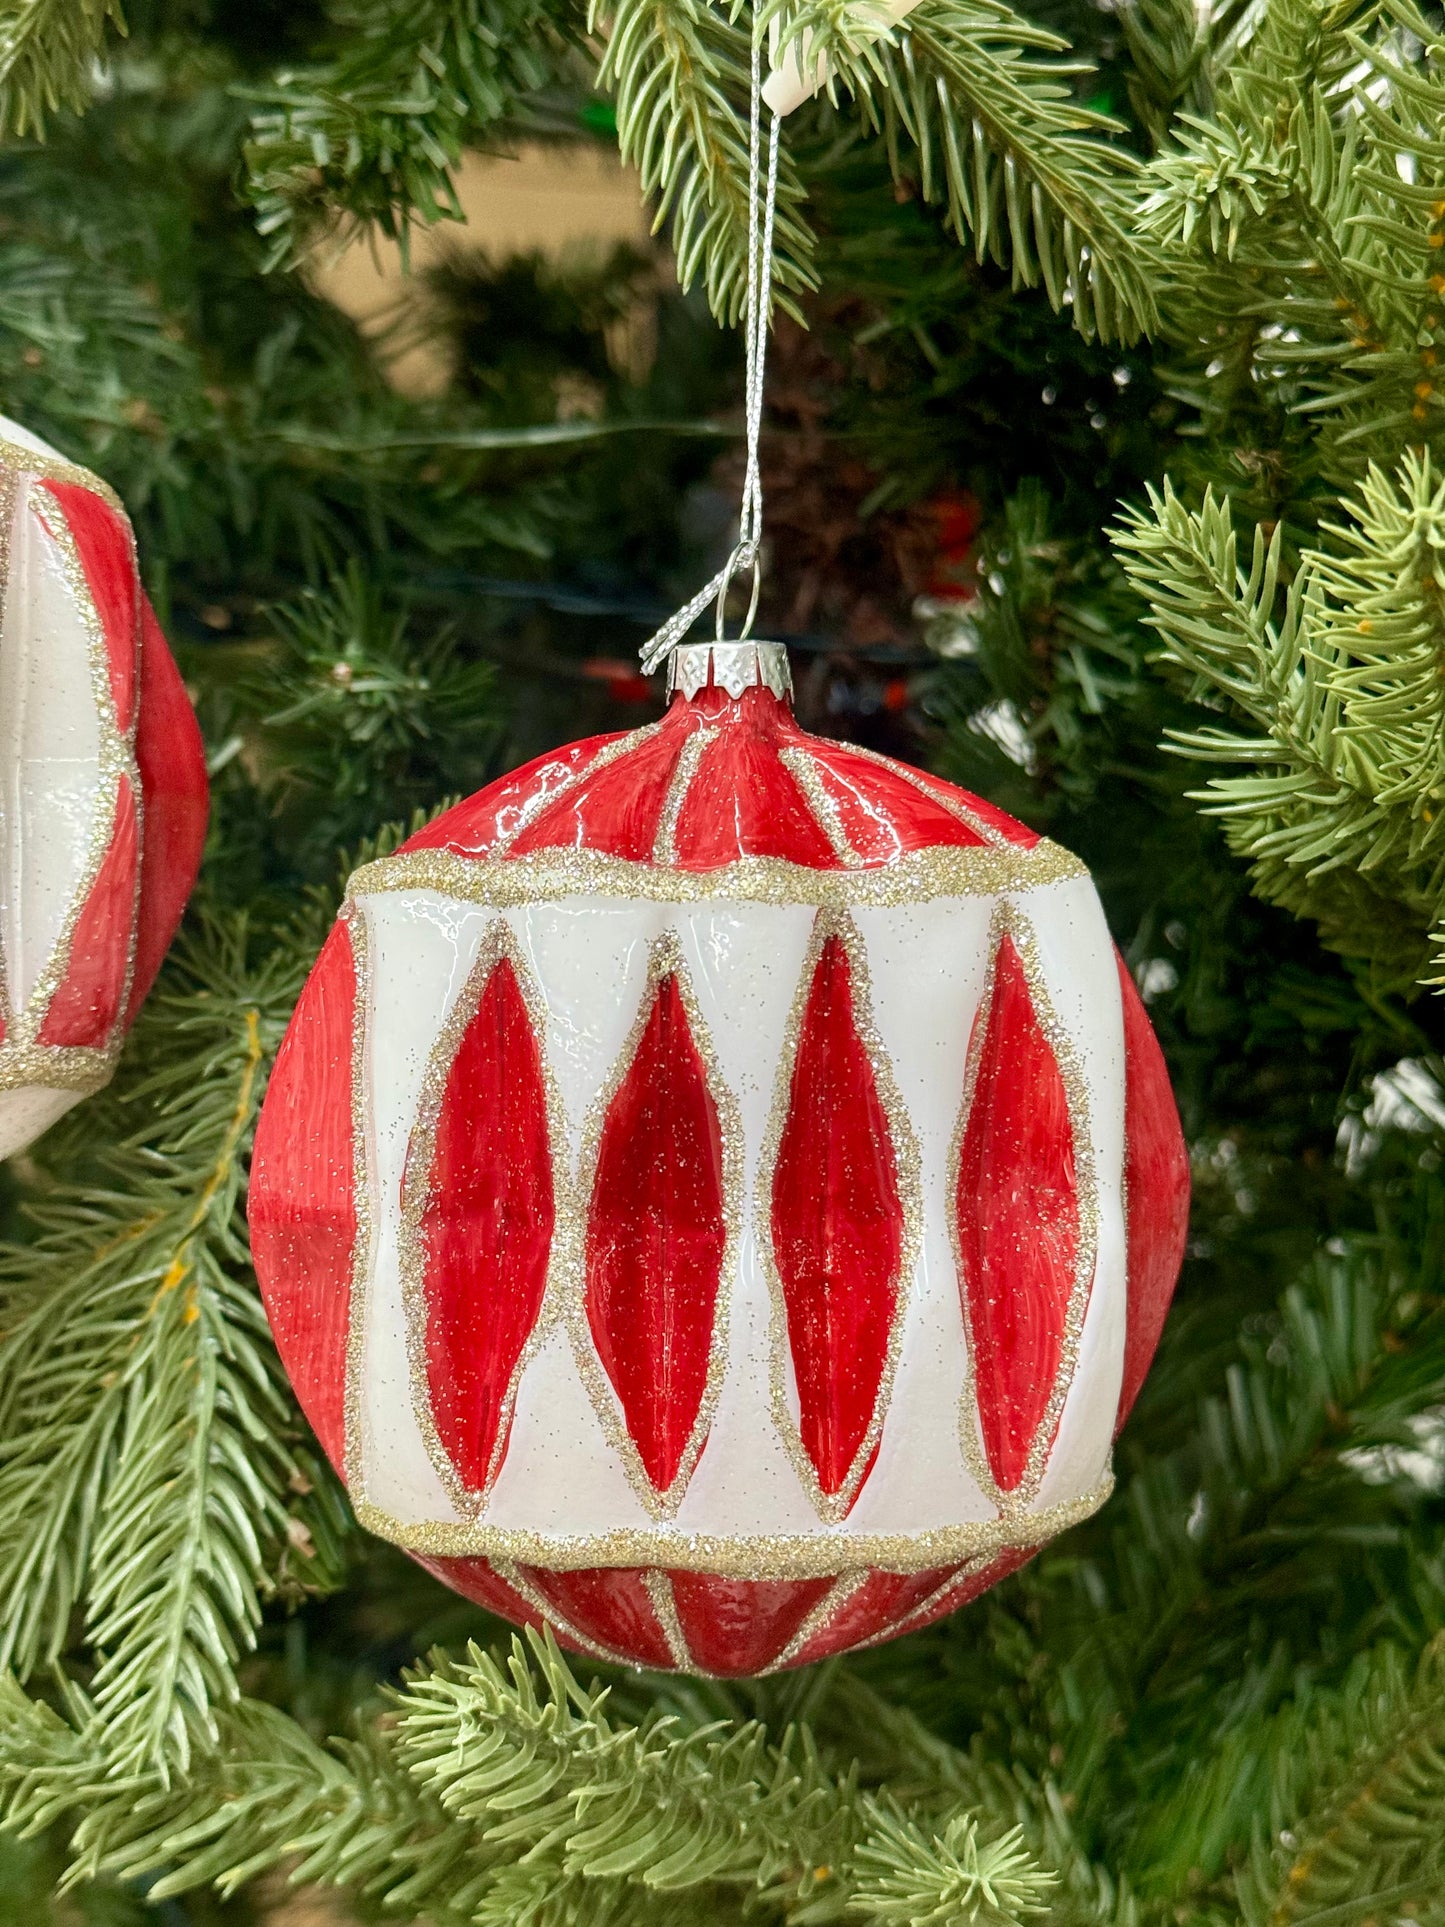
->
[638,24,781,676]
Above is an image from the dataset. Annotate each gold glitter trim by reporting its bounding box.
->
[642,1568,695,1669]
[492,724,661,857]
[0,475,143,1051]
[0,431,126,514]
[950,903,1100,1520]
[824,740,1017,850]
[755,908,925,1525]
[491,1557,634,1666]
[347,841,1085,912]
[566,928,743,1522]
[396,919,574,1514]
[850,1554,994,1652]
[778,747,860,867]
[758,1570,871,1674]
[342,906,376,1498]
[0,1041,116,1092]
[652,727,713,867]
[351,1474,1113,1578]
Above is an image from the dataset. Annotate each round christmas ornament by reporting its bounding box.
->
[251,43,1187,1673]
[251,634,1189,1674]
[0,416,208,1158]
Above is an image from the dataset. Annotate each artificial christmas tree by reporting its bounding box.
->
[4,0,1445,1922]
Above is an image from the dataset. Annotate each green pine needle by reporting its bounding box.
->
[853,1809,1057,1926]
[0,917,345,1779]
[1114,451,1445,986]
[0,0,125,137]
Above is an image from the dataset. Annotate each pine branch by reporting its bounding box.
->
[852,1808,1056,1927]
[592,0,818,324]
[0,916,345,1779]
[0,0,125,138]
[0,1678,486,1920]
[803,0,1158,340]
[395,1630,860,1904]
[0,1632,1067,1924]
[925,481,1149,810]
[1132,0,1445,477]
[1238,1634,1445,1926]
[1114,0,1259,149]
[805,1674,1134,1927]
[1013,1219,1445,1896]
[241,0,572,268]
[1135,0,1365,257]
[1113,457,1445,984]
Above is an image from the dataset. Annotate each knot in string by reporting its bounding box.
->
[638,29,780,676]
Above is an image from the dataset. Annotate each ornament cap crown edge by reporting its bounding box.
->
[666,640,792,703]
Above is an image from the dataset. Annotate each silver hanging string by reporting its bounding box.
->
[638,28,780,676]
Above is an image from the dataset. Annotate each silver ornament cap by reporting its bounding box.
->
[666,640,792,702]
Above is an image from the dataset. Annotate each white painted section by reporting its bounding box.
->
[351,879,1128,1550]
[0,479,106,1014]
[503,899,664,1166]
[0,1085,82,1158]
[850,896,998,1530]
[673,903,819,1533]
[1020,876,1129,1509]
[486,1322,650,1530]
[353,889,493,1523]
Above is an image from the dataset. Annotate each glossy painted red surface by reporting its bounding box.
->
[511,723,685,862]
[523,1565,677,1670]
[771,933,903,1500]
[671,694,838,867]
[802,744,988,857]
[956,933,1079,1493]
[873,1546,1039,1643]
[586,971,727,1493]
[414,955,555,1494]
[128,594,208,1021]
[787,1565,959,1666]
[669,1571,834,1675]
[400,1551,1041,1674]
[39,776,138,1047]
[1116,955,1191,1428]
[41,480,138,733]
[417,1555,554,1639]
[403,735,624,858]
[250,921,358,1467]
[395,679,1043,872]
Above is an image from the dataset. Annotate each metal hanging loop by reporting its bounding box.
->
[638,27,780,677]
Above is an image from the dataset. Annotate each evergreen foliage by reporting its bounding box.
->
[242,0,572,268]
[3,0,1445,1922]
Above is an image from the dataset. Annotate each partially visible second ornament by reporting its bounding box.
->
[0,417,209,1157]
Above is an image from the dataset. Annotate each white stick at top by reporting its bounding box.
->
[762,0,925,117]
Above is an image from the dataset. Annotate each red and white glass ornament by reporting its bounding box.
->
[251,636,1189,1675]
[0,416,208,1157]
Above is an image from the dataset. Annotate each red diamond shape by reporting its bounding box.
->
[412,951,555,1494]
[771,931,904,1505]
[955,931,1080,1493]
[586,971,727,1495]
